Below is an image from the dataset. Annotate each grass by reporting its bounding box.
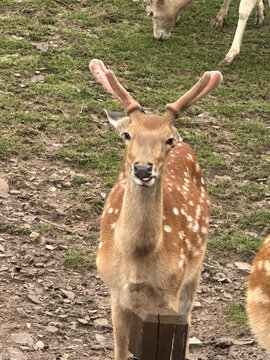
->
[210,233,263,255]
[223,302,248,325]
[0,0,269,263]
[64,250,96,271]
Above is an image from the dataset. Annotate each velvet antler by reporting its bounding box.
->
[166,71,223,118]
[90,59,141,115]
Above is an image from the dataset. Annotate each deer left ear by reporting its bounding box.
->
[172,126,183,143]
[105,110,131,134]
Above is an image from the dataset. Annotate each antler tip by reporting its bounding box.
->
[89,59,103,73]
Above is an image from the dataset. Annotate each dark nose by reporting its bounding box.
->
[134,162,153,180]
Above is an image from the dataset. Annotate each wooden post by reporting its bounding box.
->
[129,308,188,360]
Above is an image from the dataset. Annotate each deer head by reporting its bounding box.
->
[146,0,192,39]
[90,59,222,187]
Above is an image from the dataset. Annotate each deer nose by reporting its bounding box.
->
[134,162,153,180]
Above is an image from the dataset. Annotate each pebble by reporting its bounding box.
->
[45,325,58,333]
[94,318,109,327]
[45,244,54,251]
[11,332,33,346]
[30,232,40,240]
[234,261,251,273]
[35,340,45,349]
[95,333,106,344]
[190,337,203,346]
[10,189,21,195]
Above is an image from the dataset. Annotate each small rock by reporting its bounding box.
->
[11,332,33,346]
[94,318,109,327]
[50,186,57,192]
[0,244,5,252]
[60,289,75,301]
[45,325,58,333]
[30,232,40,240]
[95,334,106,344]
[63,181,71,188]
[35,340,45,349]
[189,337,202,346]
[27,294,41,304]
[45,244,54,251]
[10,189,21,195]
[34,263,45,268]
[31,74,45,84]
[78,318,88,325]
[234,261,252,273]
[0,178,9,198]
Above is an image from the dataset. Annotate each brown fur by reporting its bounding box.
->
[247,234,270,353]
[97,112,210,360]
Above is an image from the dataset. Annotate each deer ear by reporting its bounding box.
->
[105,110,131,134]
[172,126,183,143]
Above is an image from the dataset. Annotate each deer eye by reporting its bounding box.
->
[148,11,154,17]
[122,132,131,141]
[166,138,175,146]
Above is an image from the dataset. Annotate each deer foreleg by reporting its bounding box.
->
[212,0,233,27]
[178,274,201,358]
[111,298,132,360]
[219,0,258,65]
[255,0,264,24]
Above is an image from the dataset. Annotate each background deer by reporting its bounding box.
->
[90,58,222,360]
[146,0,268,64]
[247,234,270,353]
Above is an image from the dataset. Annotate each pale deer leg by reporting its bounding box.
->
[111,298,132,360]
[255,0,264,24]
[178,274,201,358]
[212,0,232,27]
[219,0,258,65]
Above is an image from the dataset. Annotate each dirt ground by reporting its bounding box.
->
[0,156,269,360]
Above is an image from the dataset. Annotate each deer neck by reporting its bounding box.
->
[115,176,163,258]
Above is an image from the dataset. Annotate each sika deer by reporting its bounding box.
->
[247,234,270,353]
[90,59,222,360]
[146,0,268,64]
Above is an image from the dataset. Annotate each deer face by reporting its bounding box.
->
[147,2,178,39]
[146,0,192,40]
[106,111,181,187]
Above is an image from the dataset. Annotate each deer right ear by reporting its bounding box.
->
[105,110,131,134]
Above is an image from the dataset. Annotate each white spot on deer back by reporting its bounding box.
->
[173,208,179,215]
[98,243,103,249]
[111,223,116,229]
[108,208,113,214]
[178,231,185,240]
[201,227,207,234]
[264,260,270,276]
[164,225,172,233]
[178,259,184,268]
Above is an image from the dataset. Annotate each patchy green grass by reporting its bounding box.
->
[71,175,88,186]
[238,209,270,232]
[64,250,96,271]
[210,233,263,255]
[223,302,248,325]
[0,221,31,236]
[0,0,269,261]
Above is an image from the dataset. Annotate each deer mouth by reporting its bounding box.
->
[133,175,156,187]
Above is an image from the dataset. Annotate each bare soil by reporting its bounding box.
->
[0,156,269,360]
